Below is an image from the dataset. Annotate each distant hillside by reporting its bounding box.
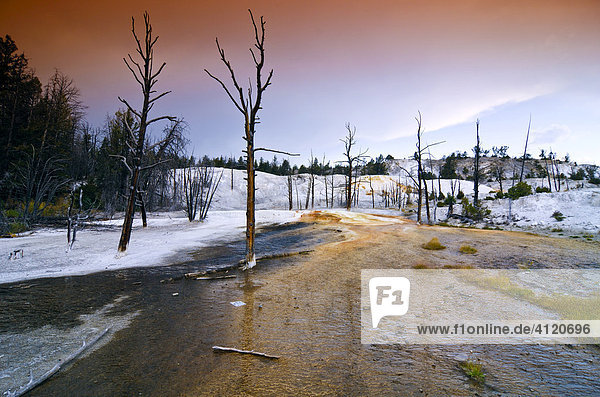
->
[386,157,598,184]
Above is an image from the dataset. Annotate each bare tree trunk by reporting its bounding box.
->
[369,176,375,208]
[416,117,423,223]
[519,115,531,183]
[341,123,367,210]
[287,175,293,210]
[245,132,256,266]
[117,12,174,252]
[205,10,277,269]
[544,158,552,192]
[138,191,147,228]
[304,176,311,210]
[311,174,315,209]
[473,119,481,206]
[330,172,334,208]
[324,174,329,208]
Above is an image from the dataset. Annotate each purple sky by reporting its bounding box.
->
[2,0,599,165]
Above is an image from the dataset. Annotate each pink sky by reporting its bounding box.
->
[2,0,599,164]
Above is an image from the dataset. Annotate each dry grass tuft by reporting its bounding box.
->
[412,263,432,269]
[443,264,474,269]
[459,244,477,254]
[422,237,446,250]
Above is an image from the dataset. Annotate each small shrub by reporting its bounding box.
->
[589,176,600,185]
[456,190,465,200]
[444,195,456,206]
[9,222,27,234]
[552,211,565,221]
[4,209,19,218]
[551,228,563,232]
[484,196,494,201]
[495,191,504,199]
[412,263,432,269]
[507,181,532,200]
[459,244,477,254]
[461,198,491,221]
[422,237,446,250]
[535,186,551,193]
[460,360,485,383]
[570,169,585,180]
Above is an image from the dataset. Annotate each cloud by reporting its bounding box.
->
[531,124,572,145]
[372,84,558,142]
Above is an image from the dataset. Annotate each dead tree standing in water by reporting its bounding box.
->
[117,12,175,252]
[205,10,297,269]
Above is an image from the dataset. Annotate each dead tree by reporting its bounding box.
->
[369,176,375,208]
[473,119,481,206]
[413,112,443,223]
[540,149,552,192]
[519,114,531,182]
[323,155,329,208]
[117,12,175,252]
[66,186,82,251]
[329,168,335,208]
[339,123,368,210]
[492,146,508,194]
[180,165,223,221]
[304,175,311,209]
[230,153,234,190]
[287,174,293,210]
[12,146,68,224]
[205,10,298,269]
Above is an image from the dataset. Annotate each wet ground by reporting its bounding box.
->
[0,222,343,396]
[2,213,600,396]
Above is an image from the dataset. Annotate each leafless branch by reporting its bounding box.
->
[254,147,300,156]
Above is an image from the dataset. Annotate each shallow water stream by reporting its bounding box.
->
[2,217,600,396]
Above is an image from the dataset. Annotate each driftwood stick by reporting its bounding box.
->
[212,345,280,359]
[196,275,236,280]
[11,328,110,397]
[237,249,314,266]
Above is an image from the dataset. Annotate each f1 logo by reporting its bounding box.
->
[369,277,411,328]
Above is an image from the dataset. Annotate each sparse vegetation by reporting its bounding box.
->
[459,244,477,254]
[551,227,563,232]
[460,360,485,383]
[535,186,550,193]
[442,264,474,269]
[507,181,532,200]
[422,237,446,250]
[552,211,565,221]
[9,222,27,234]
[570,168,585,180]
[461,198,490,220]
[412,263,432,269]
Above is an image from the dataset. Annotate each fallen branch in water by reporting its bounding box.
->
[212,345,280,359]
[237,249,314,266]
[11,327,110,397]
[196,275,236,280]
